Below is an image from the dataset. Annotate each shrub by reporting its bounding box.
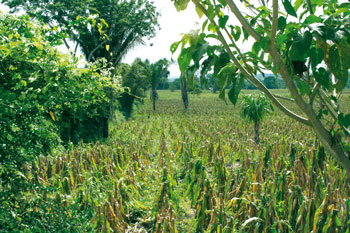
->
[0,13,120,169]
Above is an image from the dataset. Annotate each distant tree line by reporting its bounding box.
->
[167,74,289,92]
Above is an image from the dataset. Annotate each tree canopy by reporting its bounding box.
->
[148,58,170,111]
[2,0,160,66]
[116,58,150,118]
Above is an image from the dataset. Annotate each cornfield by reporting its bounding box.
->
[12,90,350,232]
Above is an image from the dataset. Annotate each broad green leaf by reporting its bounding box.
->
[230,25,241,41]
[217,0,227,6]
[171,0,190,11]
[303,15,322,25]
[309,47,324,68]
[217,63,235,89]
[192,43,208,67]
[213,51,230,75]
[339,3,350,8]
[338,41,350,68]
[228,75,244,105]
[208,22,217,33]
[278,16,286,31]
[311,0,326,7]
[219,15,229,29]
[294,0,303,11]
[289,31,312,61]
[219,89,226,101]
[338,113,350,128]
[283,0,298,17]
[259,37,270,52]
[195,6,204,18]
[202,19,209,32]
[207,5,216,21]
[314,67,330,89]
[252,42,261,55]
[178,48,192,72]
[242,27,249,40]
[170,41,181,54]
[329,45,349,91]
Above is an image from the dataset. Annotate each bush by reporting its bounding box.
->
[0,13,121,232]
[0,13,120,169]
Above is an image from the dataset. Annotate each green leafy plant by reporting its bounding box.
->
[116,59,150,119]
[0,14,118,168]
[240,94,274,144]
[148,59,170,111]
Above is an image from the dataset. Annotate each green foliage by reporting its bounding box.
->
[263,76,278,89]
[240,94,274,124]
[0,13,119,168]
[171,30,244,105]
[240,94,274,143]
[0,13,121,232]
[148,58,170,111]
[2,0,160,66]
[116,59,150,119]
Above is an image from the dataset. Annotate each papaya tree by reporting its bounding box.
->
[170,0,350,173]
[240,95,274,144]
[148,59,170,111]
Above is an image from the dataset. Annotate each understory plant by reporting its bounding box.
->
[240,94,274,144]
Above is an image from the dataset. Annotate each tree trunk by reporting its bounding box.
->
[102,116,109,138]
[212,83,218,94]
[180,76,189,110]
[151,89,157,111]
[254,122,260,144]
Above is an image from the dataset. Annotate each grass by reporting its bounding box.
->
[12,89,350,232]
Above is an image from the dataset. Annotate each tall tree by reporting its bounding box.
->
[116,59,150,119]
[171,0,350,174]
[2,0,160,66]
[148,59,170,111]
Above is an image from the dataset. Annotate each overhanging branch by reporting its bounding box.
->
[192,0,311,126]
[224,0,261,41]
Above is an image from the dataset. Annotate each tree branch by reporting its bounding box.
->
[192,0,311,126]
[270,0,278,44]
[224,0,261,41]
[273,94,295,102]
[87,39,108,62]
[306,0,314,14]
[74,42,79,57]
[309,83,319,105]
